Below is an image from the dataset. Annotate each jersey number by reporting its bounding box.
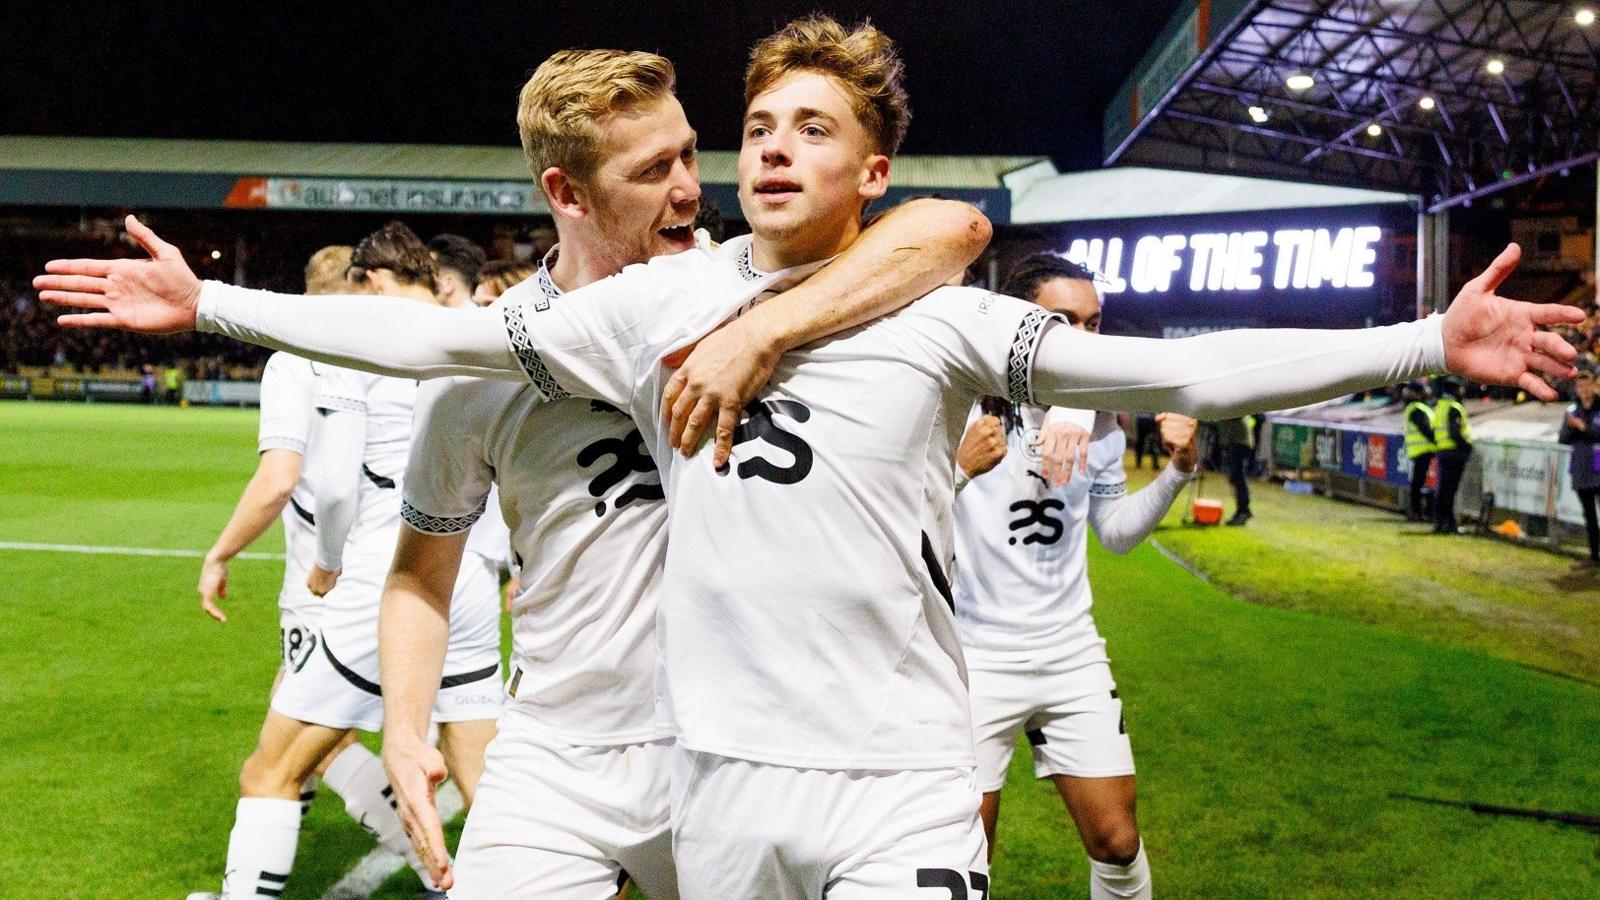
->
[1007,498,1065,546]
[577,427,664,518]
[916,868,989,900]
[724,399,813,485]
[281,625,318,673]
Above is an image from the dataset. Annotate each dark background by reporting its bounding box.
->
[2,1,1186,171]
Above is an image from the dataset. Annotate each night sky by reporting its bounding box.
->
[3,1,1186,171]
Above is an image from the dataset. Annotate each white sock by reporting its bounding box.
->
[298,774,319,819]
[320,742,444,890]
[220,797,299,899]
[1089,839,1151,900]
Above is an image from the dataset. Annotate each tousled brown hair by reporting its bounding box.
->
[349,221,437,292]
[744,15,910,157]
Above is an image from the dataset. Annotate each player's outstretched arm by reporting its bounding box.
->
[663,198,991,466]
[1031,244,1580,415]
[198,449,302,622]
[379,527,468,892]
[38,215,525,380]
[1088,413,1197,555]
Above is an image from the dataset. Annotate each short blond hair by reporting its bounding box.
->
[304,245,354,295]
[745,15,910,157]
[476,259,538,300]
[517,49,677,192]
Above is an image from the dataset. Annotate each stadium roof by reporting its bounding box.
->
[1006,162,1413,224]
[1105,0,1600,212]
[0,136,1040,223]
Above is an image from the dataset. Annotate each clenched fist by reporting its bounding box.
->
[1157,412,1199,473]
[958,414,1007,479]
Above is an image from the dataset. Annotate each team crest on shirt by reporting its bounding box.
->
[1022,426,1043,463]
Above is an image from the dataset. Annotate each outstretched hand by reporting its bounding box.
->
[383,739,453,890]
[1441,244,1582,400]
[33,215,203,333]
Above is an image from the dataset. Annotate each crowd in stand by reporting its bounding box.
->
[0,279,265,378]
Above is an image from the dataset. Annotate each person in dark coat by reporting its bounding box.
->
[1431,378,1474,534]
[1559,369,1600,567]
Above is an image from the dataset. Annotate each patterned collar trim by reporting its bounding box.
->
[736,244,764,283]
[536,244,563,299]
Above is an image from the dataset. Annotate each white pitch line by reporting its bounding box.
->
[0,541,283,561]
[320,782,465,900]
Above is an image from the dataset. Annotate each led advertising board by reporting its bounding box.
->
[1044,203,1417,338]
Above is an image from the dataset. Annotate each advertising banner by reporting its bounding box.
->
[1046,204,1416,338]
[1476,441,1567,524]
[184,380,263,406]
[224,177,547,216]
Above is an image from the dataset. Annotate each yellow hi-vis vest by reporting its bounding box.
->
[1403,401,1436,458]
[1432,398,1472,451]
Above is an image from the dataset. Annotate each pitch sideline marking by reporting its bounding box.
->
[1148,538,1211,583]
[319,781,466,900]
[0,541,284,561]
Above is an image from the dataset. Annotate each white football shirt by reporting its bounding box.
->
[310,364,417,561]
[257,351,318,540]
[952,405,1126,660]
[495,234,1060,770]
[402,319,671,745]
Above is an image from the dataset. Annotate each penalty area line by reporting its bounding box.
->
[319,781,465,899]
[0,541,283,561]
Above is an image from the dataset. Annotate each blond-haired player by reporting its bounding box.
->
[43,14,1580,898]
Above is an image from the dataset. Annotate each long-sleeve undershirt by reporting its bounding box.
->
[308,408,365,571]
[1089,463,1191,555]
[199,282,1447,421]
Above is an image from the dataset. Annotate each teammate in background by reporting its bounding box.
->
[198,224,502,900]
[1217,415,1255,526]
[953,254,1196,900]
[1401,381,1437,522]
[427,233,487,308]
[39,14,1581,897]
[471,260,537,306]
[185,245,395,900]
[379,49,989,897]
[1431,377,1474,534]
[196,245,357,823]
[1558,368,1600,568]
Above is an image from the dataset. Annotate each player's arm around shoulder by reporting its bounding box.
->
[662,199,991,465]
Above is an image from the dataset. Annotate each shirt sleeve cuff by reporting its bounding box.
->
[196,280,230,334]
[1420,313,1448,375]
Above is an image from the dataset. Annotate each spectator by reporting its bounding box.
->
[1217,416,1255,526]
[1559,369,1600,568]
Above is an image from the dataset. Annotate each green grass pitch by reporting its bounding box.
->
[1,402,1596,898]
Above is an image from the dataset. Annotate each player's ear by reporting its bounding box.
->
[543,167,586,221]
[857,154,890,202]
